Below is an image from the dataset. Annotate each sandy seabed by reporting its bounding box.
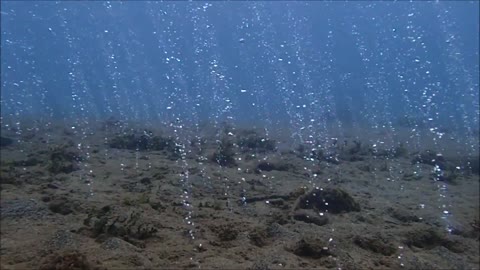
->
[0,118,479,270]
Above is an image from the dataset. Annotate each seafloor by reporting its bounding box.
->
[0,117,479,270]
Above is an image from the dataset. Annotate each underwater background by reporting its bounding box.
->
[1,1,479,269]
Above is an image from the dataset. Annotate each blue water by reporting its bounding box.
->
[1,1,478,133]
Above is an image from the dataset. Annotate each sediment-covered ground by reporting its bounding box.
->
[0,118,479,269]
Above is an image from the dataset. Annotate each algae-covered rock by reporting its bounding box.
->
[109,132,176,152]
[211,138,237,167]
[14,157,41,167]
[48,197,79,215]
[294,187,360,214]
[412,150,447,170]
[354,233,396,255]
[286,237,334,258]
[1,199,49,220]
[255,159,296,173]
[83,205,157,241]
[237,129,276,153]
[404,225,464,253]
[210,223,240,241]
[40,251,105,270]
[467,156,479,174]
[293,209,329,226]
[248,226,271,247]
[47,145,80,174]
[388,207,420,223]
[392,143,409,158]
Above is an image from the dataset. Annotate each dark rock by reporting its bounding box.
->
[388,207,420,223]
[0,166,19,185]
[109,132,177,153]
[346,140,363,155]
[101,116,123,130]
[267,211,289,225]
[295,144,308,156]
[467,156,479,174]
[287,237,333,259]
[268,198,287,208]
[49,198,75,215]
[372,148,391,158]
[140,177,151,185]
[47,146,80,174]
[248,226,270,247]
[392,143,408,158]
[151,166,171,180]
[339,154,365,162]
[237,131,276,153]
[256,161,275,171]
[245,178,267,188]
[357,163,372,172]
[121,181,151,193]
[11,157,40,167]
[324,155,341,164]
[405,228,444,249]
[240,194,290,205]
[448,221,480,240]
[255,160,295,172]
[435,170,459,185]
[294,188,360,214]
[293,209,329,226]
[171,199,185,206]
[337,140,373,161]
[468,219,480,239]
[354,234,396,255]
[210,223,239,241]
[311,148,325,161]
[63,128,75,136]
[404,226,464,253]
[100,237,140,252]
[40,251,104,270]
[412,150,447,170]
[47,183,61,189]
[296,145,339,164]
[289,187,307,198]
[402,173,422,181]
[149,200,166,211]
[211,138,237,167]
[0,136,13,147]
